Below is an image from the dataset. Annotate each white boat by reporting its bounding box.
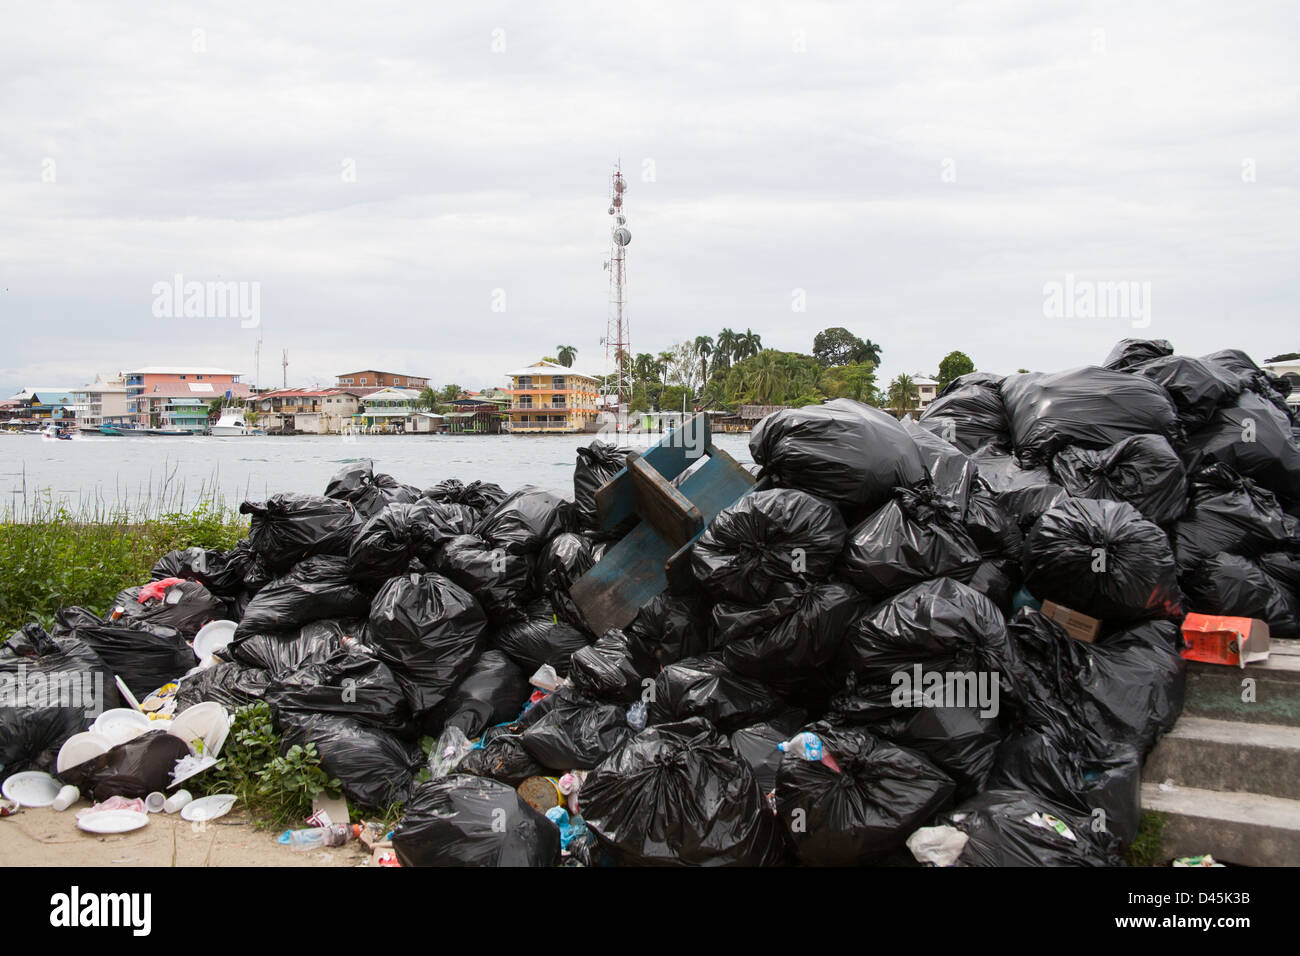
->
[210,409,260,436]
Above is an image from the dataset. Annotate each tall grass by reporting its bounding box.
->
[0,475,248,635]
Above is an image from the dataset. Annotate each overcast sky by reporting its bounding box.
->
[2,1,1297,397]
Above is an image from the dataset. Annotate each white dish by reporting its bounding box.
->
[2,771,62,807]
[193,620,237,662]
[56,731,113,773]
[181,793,237,822]
[92,708,153,746]
[170,703,229,754]
[77,809,150,834]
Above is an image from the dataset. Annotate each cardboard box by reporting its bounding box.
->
[1180,614,1271,667]
[1041,601,1102,643]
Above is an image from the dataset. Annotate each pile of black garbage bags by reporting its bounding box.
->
[5,339,1296,867]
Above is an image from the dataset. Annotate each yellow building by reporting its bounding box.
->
[503,361,600,434]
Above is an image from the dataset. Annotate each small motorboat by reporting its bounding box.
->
[145,428,191,436]
[210,409,261,436]
[41,424,73,441]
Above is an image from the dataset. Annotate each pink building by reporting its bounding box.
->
[123,366,251,430]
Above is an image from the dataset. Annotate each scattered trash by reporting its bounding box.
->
[180,793,238,822]
[1173,854,1225,867]
[2,770,62,807]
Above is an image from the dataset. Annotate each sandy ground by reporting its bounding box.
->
[0,805,374,867]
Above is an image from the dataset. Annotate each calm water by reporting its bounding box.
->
[2,432,756,515]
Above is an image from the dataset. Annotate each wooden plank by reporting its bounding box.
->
[570,521,675,635]
[628,453,703,550]
[592,414,712,530]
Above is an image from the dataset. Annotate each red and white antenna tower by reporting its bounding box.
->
[604,164,632,407]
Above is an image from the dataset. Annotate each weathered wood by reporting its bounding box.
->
[627,453,702,550]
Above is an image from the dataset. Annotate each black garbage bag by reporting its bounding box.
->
[1259,551,1300,592]
[837,578,1017,708]
[1134,355,1241,431]
[916,374,1011,455]
[1182,391,1300,504]
[372,471,422,504]
[422,478,508,515]
[749,398,927,513]
[474,487,569,555]
[962,486,1024,560]
[346,503,427,582]
[692,489,847,603]
[240,493,359,569]
[54,607,197,699]
[966,558,1020,611]
[110,579,225,639]
[841,488,982,599]
[1203,349,1296,422]
[1182,552,1300,638]
[870,706,1003,801]
[1023,498,1184,621]
[234,556,370,639]
[0,626,119,776]
[715,581,865,701]
[323,459,418,519]
[928,789,1125,866]
[1050,435,1188,525]
[1103,337,1173,371]
[569,629,654,704]
[625,593,716,669]
[227,617,359,676]
[59,729,191,801]
[580,718,788,867]
[647,654,784,732]
[275,711,422,809]
[1009,609,1185,755]
[151,543,252,597]
[457,732,548,786]
[393,775,560,867]
[534,532,597,595]
[430,649,530,739]
[1001,367,1182,466]
[574,441,628,529]
[175,661,270,710]
[969,451,1070,532]
[265,645,412,734]
[1171,465,1298,572]
[520,686,633,770]
[774,722,955,866]
[490,599,591,675]
[436,534,536,621]
[242,552,274,595]
[367,573,488,715]
[728,710,810,798]
[988,727,1142,845]
[903,419,978,508]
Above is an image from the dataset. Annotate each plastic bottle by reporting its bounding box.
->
[777,732,825,761]
[277,823,360,851]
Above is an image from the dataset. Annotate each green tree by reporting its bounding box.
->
[438,384,463,403]
[860,338,883,365]
[887,373,919,416]
[1265,352,1300,363]
[812,327,877,367]
[734,328,763,360]
[715,328,739,370]
[693,335,714,382]
[417,386,440,410]
[820,362,879,403]
[555,345,578,367]
[937,351,975,389]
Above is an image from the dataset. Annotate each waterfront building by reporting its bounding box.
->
[122,367,250,428]
[502,361,600,434]
[335,370,430,389]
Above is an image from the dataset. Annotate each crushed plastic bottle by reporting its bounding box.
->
[277,823,360,851]
[625,700,648,732]
[777,732,841,772]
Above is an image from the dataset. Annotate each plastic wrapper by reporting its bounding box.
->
[1102,337,1173,371]
[110,579,225,639]
[749,398,927,513]
[1171,464,1297,572]
[647,654,784,732]
[715,581,864,702]
[59,729,191,801]
[367,572,488,715]
[520,687,634,770]
[916,374,1011,455]
[431,649,530,739]
[840,488,983,599]
[473,487,569,555]
[240,492,359,570]
[929,789,1125,866]
[234,556,369,639]
[275,710,422,809]
[1182,552,1300,638]
[53,607,197,699]
[392,775,560,867]
[490,599,592,675]
[1001,367,1182,465]
[265,646,413,734]
[691,489,847,603]
[1134,355,1241,431]
[1022,498,1184,621]
[1050,435,1188,525]
[0,626,120,776]
[580,718,788,867]
[574,441,628,529]
[1181,391,1300,504]
[775,722,955,865]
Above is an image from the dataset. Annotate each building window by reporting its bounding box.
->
[360,378,367,385]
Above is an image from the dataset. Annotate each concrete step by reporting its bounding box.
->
[1182,638,1300,727]
[1143,716,1300,801]
[1140,783,1300,867]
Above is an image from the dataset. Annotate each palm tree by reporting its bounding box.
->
[555,345,578,367]
[417,386,440,410]
[860,339,883,365]
[693,335,714,382]
[657,350,674,386]
[735,328,762,360]
[716,328,738,370]
[633,352,656,385]
[887,373,919,416]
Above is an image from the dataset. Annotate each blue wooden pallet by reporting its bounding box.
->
[569,415,755,636]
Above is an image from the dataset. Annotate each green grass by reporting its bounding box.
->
[1126,811,1169,867]
[0,491,247,636]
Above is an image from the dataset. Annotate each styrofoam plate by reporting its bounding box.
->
[181,793,237,822]
[2,771,62,807]
[56,731,113,773]
[77,809,150,834]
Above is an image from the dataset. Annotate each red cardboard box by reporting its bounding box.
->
[1180,614,1271,667]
